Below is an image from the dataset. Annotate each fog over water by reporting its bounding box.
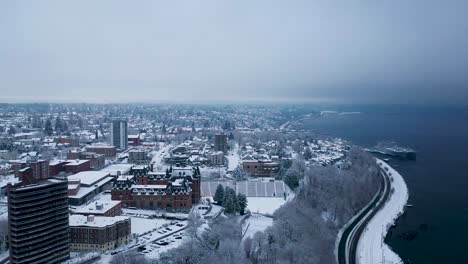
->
[1,0,467,104]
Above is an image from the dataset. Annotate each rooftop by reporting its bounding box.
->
[69,214,130,228]
[68,171,110,186]
[100,164,133,175]
[71,200,121,214]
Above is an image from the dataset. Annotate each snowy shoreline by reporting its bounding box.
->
[357,159,409,264]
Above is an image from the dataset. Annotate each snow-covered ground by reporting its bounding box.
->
[357,160,409,264]
[226,143,240,171]
[130,217,173,235]
[95,219,188,263]
[247,197,287,215]
[243,213,273,239]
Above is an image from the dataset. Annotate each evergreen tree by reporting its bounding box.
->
[44,119,53,136]
[237,193,248,215]
[214,184,225,205]
[223,187,239,214]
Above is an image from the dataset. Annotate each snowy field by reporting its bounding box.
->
[243,213,273,239]
[357,159,409,264]
[247,197,286,215]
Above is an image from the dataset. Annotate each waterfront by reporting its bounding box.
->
[302,105,468,264]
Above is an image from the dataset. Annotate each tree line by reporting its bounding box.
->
[214,184,248,215]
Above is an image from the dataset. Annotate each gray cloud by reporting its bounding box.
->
[1,0,467,104]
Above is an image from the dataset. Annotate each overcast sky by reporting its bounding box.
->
[1,0,467,104]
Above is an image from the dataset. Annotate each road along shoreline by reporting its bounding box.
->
[357,159,409,264]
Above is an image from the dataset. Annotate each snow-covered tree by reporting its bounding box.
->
[237,193,248,215]
[214,184,225,205]
[223,187,239,214]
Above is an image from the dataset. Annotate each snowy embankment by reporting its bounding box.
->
[357,159,409,264]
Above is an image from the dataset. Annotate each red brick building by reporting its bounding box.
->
[10,159,49,185]
[49,159,91,176]
[111,166,201,211]
[64,160,91,174]
[242,159,280,177]
[128,135,141,146]
[67,151,105,170]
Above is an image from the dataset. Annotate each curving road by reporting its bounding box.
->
[337,168,391,264]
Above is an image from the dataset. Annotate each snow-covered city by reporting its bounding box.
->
[4,1,465,263]
[0,104,410,264]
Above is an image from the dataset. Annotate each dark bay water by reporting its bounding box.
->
[301,106,468,264]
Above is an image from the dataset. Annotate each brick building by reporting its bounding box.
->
[242,159,280,177]
[69,215,131,252]
[10,159,49,185]
[128,135,141,146]
[49,160,91,176]
[67,151,105,170]
[111,166,201,211]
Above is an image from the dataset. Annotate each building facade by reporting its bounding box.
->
[10,159,49,185]
[242,160,280,177]
[85,145,117,158]
[214,133,228,153]
[111,166,201,211]
[111,120,128,150]
[69,215,131,252]
[128,149,148,164]
[208,151,224,165]
[8,179,70,264]
[67,151,105,170]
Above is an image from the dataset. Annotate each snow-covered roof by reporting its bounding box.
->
[71,200,121,215]
[69,214,130,228]
[0,174,20,189]
[68,171,110,186]
[86,145,115,149]
[100,164,133,175]
[117,175,134,181]
[68,177,113,199]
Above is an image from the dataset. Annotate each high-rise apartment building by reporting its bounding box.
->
[8,179,70,264]
[111,119,128,150]
[214,133,228,153]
